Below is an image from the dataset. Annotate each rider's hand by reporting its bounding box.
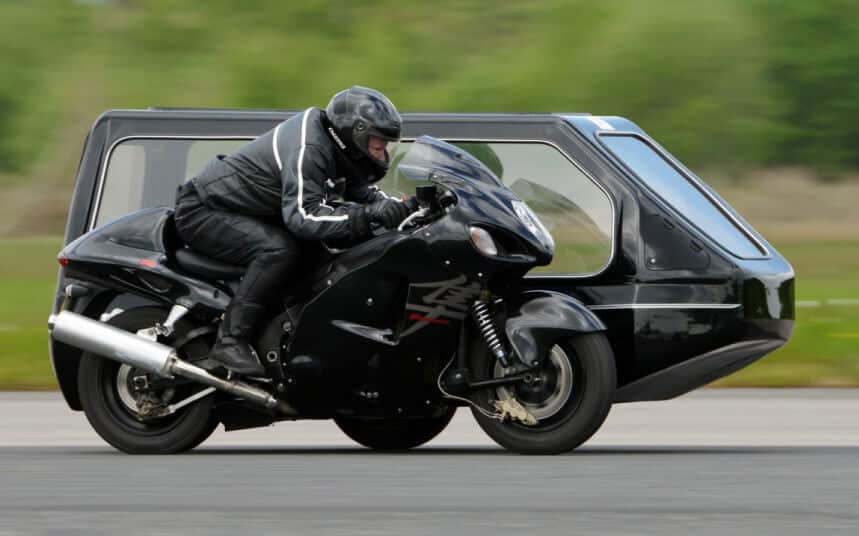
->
[366,198,411,229]
[403,196,420,214]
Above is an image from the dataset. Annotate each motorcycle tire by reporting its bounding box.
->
[470,332,616,455]
[77,307,219,454]
[334,407,456,450]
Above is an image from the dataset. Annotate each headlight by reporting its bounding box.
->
[511,200,555,251]
[469,226,498,256]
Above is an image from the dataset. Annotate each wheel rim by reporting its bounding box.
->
[115,364,178,415]
[493,345,575,421]
[100,360,190,433]
[115,365,138,412]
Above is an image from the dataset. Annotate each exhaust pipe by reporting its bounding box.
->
[49,310,296,415]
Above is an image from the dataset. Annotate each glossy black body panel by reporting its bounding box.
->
[554,116,794,396]
[61,207,232,316]
[50,108,795,412]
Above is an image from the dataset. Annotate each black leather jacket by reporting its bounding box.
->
[189,107,389,241]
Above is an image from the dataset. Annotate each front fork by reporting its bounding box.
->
[472,298,510,368]
[441,294,539,425]
[444,294,533,396]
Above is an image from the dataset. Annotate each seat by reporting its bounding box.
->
[174,247,246,281]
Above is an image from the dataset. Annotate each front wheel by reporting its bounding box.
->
[471,333,616,454]
[77,307,218,454]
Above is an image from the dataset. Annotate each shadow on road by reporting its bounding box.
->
[181,445,859,456]
[10,445,858,457]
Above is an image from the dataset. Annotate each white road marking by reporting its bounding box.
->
[827,298,859,306]
[796,298,859,308]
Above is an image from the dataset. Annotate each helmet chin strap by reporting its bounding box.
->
[331,143,378,184]
[355,154,388,184]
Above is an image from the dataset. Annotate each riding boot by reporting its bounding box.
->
[208,300,266,376]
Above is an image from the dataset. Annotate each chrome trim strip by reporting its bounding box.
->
[587,303,742,311]
[89,135,619,280]
[597,131,770,259]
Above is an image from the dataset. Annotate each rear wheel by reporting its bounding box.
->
[471,333,616,454]
[334,407,456,450]
[78,307,218,454]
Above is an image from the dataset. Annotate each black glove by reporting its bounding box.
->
[366,198,411,229]
[348,204,372,239]
[403,196,420,214]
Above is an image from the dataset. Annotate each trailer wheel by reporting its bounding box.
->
[77,307,218,454]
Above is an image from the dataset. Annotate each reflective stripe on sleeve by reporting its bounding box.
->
[296,109,348,222]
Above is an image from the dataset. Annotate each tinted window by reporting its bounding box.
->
[379,141,614,275]
[601,135,765,258]
[97,138,615,276]
[95,138,248,227]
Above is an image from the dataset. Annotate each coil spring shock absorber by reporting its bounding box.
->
[472,299,509,367]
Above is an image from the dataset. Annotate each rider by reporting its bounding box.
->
[173,86,413,376]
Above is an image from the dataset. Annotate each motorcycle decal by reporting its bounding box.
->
[408,313,450,325]
[402,275,481,336]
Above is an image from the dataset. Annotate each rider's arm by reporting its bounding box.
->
[280,143,370,241]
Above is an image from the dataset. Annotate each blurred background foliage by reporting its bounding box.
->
[0,0,857,388]
[3,0,859,182]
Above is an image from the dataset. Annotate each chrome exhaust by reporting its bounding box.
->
[48,310,296,415]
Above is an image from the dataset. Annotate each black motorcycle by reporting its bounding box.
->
[49,136,616,454]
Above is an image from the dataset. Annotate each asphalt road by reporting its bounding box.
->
[1,390,858,535]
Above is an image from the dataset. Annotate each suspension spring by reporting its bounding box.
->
[472,301,509,367]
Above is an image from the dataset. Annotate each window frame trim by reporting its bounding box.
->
[91,135,618,279]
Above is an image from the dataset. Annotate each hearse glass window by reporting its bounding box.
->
[94,138,248,227]
[379,141,613,275]
[600,134,765,258]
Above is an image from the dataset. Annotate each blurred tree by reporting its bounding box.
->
[752,0,859,169]
[2,0,859,182]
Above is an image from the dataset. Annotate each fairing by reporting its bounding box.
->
[398,137,555,264]
[59,208,231,315]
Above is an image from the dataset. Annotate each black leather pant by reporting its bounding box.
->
[174,185,299,310]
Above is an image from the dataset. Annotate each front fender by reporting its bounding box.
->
[504,291,606,366]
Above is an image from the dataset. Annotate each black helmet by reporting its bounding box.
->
[325,86,402,181]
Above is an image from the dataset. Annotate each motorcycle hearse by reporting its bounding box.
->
[48,110,794,454]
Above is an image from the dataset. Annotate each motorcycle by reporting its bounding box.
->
[49,136,616,454]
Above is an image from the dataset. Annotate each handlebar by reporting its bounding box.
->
[397,207,431,231]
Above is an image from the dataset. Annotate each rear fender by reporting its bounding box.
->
[504,291,606,366]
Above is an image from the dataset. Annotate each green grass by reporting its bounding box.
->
[0,238,62,389]
[1,237,857,389]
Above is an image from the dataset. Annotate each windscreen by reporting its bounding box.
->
[394,136,504,187]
